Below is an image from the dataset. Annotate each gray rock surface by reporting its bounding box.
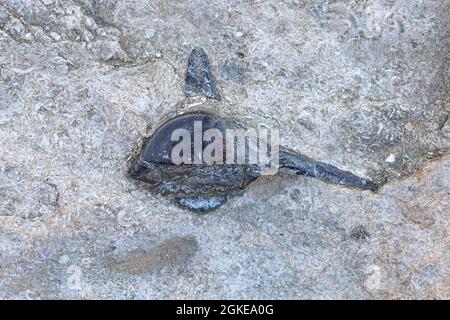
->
[0,0,448,299]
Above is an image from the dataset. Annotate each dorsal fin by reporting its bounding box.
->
[184,48,220,101]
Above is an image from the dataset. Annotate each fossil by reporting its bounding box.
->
[129,49,377,212]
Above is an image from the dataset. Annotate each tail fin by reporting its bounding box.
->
[279,151,377,191]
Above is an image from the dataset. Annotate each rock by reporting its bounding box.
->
[0,0,448,300]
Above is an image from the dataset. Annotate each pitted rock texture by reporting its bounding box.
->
[0,0,448,299]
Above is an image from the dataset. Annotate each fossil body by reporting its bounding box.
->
[129,49,376,212]
[129,112,261,211]
[129,113,376,212]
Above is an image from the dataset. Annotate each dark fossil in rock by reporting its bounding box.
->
[129,114,377,212]
[185,48,220,100]
[129,49,377,212]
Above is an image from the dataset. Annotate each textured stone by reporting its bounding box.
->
[0,0,448,299]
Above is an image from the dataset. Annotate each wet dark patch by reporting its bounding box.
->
[219,59,247,82]
[107,236,199,275]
